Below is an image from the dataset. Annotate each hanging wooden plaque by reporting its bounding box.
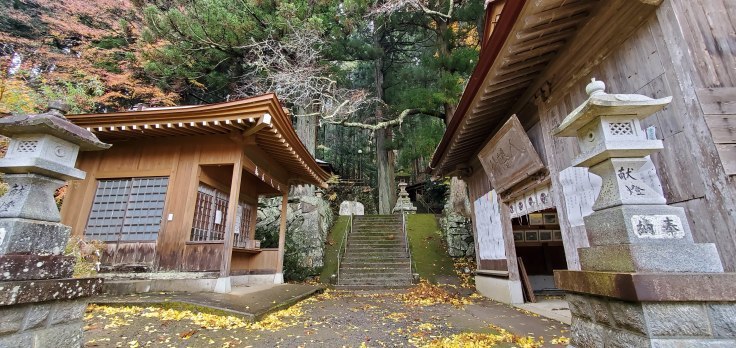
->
[477,115,545,193]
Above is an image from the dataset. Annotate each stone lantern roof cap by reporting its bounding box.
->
[553,79,672,137]
[0,103,110,151]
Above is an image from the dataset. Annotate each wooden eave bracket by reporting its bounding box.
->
[242,113,272,137]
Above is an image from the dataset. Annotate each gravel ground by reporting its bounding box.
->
[84,289,569,348]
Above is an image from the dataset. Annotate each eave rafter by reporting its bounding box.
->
[67,94,331,188]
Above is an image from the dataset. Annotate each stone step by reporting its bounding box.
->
[353,223,402,227]
[348,237,402,242]
[339,273,411,281]
[349,230,404,236]
[346,248,407,254]
[338,278,412,286]
[352,228,401,231]
[344,250,408,256]
[348,241,405,246]
[340,259,411,267]
[350,231,401,234]
[340,263,410,270]
[347,243,406,248]
[339,272,411,280]
[334,284,412,290]
[347,245,406,250]
[340,267,411,275]
[343,255,409,261]
[354,216,400,220]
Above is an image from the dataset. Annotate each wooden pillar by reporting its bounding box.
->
[248,202,258,241]
[275,191,289,283]
[219,158,243,278]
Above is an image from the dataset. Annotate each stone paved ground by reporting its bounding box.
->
[83,288,569,347]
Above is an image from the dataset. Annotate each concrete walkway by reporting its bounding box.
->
[93,283,324,321]
[515,296,572,325]
[85,288,570,347]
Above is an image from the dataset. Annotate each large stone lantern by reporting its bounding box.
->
[0,102,110,347]
[553,80,736,347]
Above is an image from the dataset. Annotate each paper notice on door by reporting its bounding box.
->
[215,210,223,224]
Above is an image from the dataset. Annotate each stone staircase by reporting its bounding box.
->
[337,215,413,288]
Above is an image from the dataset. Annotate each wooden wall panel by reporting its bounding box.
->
[675,0,736,89]
[156,143,199,271]
[532,2,736,271]
[231,249,279,274]
[183,244,223,271]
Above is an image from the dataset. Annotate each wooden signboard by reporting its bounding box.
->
[477,115,545,193]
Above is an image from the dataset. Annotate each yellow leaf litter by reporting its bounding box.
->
[399,280,472,307]
[87,298,309,332]
[417,325,545,348]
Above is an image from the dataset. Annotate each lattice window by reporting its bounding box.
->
[16,140,39,153]
[85,177,169,242]
[190,184,229,242]
[609,122,634,135]
[234,203,255,248]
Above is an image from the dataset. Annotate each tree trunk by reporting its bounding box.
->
[376,127,395,214]
[448,176,471,216]
[373,31,396,214]
[295,106,318,156]
[292,106,318,196]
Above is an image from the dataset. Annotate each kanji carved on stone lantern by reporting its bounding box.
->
[553,80,736,347]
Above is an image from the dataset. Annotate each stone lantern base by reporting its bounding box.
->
[557,271,736,347]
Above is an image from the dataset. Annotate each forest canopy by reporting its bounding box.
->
[1,0,485,212]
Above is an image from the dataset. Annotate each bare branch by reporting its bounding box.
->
[233,22,378,123]
[369,0,452,20]
[326,108,443,131]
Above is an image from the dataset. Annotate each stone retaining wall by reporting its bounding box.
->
[567,293,736,347]
[256,195,333,280]
[0,299,88,347]
[440,212,474,258]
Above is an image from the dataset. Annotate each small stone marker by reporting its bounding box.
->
[553,80,736,347]
[0,103,110,347]
[392,182,417,214]
[339,200,364,216]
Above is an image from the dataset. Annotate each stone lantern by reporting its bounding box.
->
[392,180,417,214]
[0,102,110,347]
[553,80,736,347]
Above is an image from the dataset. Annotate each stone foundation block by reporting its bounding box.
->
[642,303,711,337]
[650,339,736,348]
[22,303,52,331]
[709,303,736,338]
[571,318,606,348]
[579,243,723,273]
[566,293,593,320]
[0,278,102,306]
[584,205,693,245]
[0,218,70,255]
[588,296,612,325]
[609,300,646,334]
[49,300,87,325]
[607,329,649,348]
[0,305,25,334]
[0,331,32,348]
[0,255,75,281]
[32,321,84,348]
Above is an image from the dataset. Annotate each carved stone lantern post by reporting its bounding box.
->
[392,181,417,214]
[0,102,110,347]
[553,80,736,346]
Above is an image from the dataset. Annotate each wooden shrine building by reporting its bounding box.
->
[431,0,736,304]
[60,94,330,289]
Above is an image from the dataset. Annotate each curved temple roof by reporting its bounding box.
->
[67,94,331,188]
